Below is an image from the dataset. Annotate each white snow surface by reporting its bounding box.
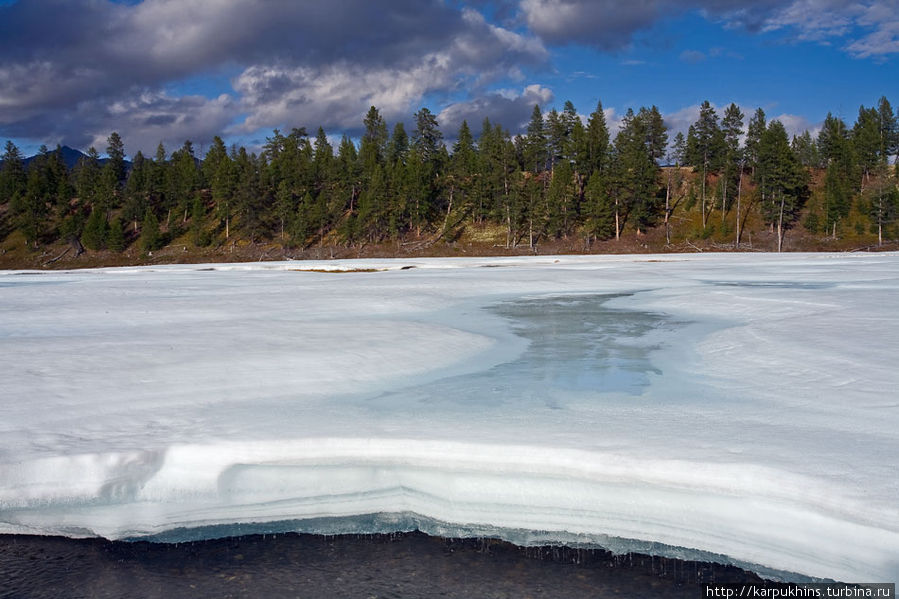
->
[1,253,898,582]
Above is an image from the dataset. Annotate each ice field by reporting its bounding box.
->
[1,252,898,582]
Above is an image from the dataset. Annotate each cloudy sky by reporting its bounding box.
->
[1,0,897,157]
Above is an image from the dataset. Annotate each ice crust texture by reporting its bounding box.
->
[1,253,897,582]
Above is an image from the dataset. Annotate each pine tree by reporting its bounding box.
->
[15,148,52,245]
[583,171,614,243]
[609,108,659,239]
[386,123,409,166]
[866,161,898,246]
[0,140,26,205]
[745,108,767,174]
[876,96,898,160]
[107,217,126,252]
[361,106,388,175]
[818,114,856,237]
[641,106,668,164]
[853,105,881,186]
[190,197,207,246]
[523,104,548,173]
[413,107,443,166]
[81,207,107,250]
[546,108,567,167]
[75,148,101,210]
[585,101,610,177]
[105,132,127,185]
[721,103,745,231]
[686,101,724,227]
[543,159,575,237]
[757,120,809,251]
[140,208,160,253]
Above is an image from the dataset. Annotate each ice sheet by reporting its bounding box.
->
[1,253,898,582]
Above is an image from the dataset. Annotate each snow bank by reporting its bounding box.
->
[1,253,898,582]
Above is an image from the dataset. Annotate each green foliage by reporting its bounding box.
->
[1,141,27,205]
[107,217,126,252]
[803,211,820,234]
[190,197,210,247]
[140,209,160,253]
[583,172,614,240]
[2,96,895,257]
[82,208,108,250]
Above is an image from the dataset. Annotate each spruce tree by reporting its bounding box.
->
[757,121,809,251]
[585,101,610,177]
[107,217,126,252]
[721,103,745,230]
[523,104,548,173]
[81,207,107,250]
[140,208,160,253]
[686,101,724,227]
[0,141,26,205]
[818,114,856,237]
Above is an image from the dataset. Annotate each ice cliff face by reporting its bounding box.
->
[2,253,898,582]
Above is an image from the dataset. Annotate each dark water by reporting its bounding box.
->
[1,531,766,598]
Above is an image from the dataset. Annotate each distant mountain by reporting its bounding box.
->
[3,146,132,171]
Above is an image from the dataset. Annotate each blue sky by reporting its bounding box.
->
[1,0,897,158]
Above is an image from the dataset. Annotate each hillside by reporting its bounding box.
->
[1,165,895,271]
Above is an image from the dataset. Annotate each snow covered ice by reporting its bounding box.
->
[1,252,898,583]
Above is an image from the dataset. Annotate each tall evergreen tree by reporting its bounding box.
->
[818,114,856,237]
[412,107,443,165]
[0,140,27,206]
[686,101,724,227]
[360,106,388,175]
[74,147,101,209]
[853,105,882,185]
[745,108,767,174]
[721,103,745,228]
[875,96,898,160]
[523,104,548,173]
[609,108,659,238]
[585,101,609,177]
[757,120,809,251]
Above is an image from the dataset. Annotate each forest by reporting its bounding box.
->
[1,96,898,266]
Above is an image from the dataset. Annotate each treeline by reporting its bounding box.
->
[1,97,898,256]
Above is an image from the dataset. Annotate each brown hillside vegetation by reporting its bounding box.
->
[1,165,896,271]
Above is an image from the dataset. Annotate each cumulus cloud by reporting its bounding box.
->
[1,88,237,156]
[763,1,899,59]
[517,0,899,58]
[0,0,547,153]
[438,84,555,136]
[680,49,707,63]
[520,0,663,50]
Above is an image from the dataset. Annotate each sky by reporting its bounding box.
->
[0,0,897,158]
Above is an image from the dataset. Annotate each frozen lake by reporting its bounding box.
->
[1,253,898,582]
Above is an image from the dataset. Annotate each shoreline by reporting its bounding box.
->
[1,530,771,598]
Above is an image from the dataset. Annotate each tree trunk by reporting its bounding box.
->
[505,205,512,249]
[225,215,230,240]
[777,194,785,253]
[721,172,727,224]
[614,197,620,241]
[735,169,743,247]
[664,169,671,244]
[701,161,707,228]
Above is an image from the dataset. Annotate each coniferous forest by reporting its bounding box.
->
[1,97,898,267]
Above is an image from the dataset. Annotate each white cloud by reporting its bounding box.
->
[438,85,555,135]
